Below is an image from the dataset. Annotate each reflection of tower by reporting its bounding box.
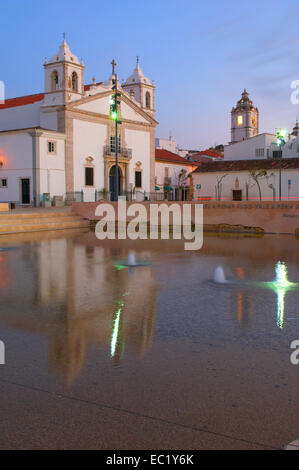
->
[232,266,256,328]
[37,235,158,384]
[110,267,157,363]
[231,89,259,143]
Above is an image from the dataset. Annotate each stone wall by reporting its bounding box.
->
[72,200,299,235]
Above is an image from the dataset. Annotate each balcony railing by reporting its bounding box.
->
[104,146,132,159]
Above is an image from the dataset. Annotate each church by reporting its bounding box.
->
[0,39,157,206]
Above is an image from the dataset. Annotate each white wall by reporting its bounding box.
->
[40,110,58,131]
[0,102,41,132]
[0,132,33,203]
[39,134,66,197]
[73,119,107,201]
[156,137,179,154]
[224,134,276,161]
[193,169,299,200]
[155,161,194,188]
[125,128,151,192]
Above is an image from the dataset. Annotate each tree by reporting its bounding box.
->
[249,169,268,201]
[266,172,276,200]
[215,174,227,201]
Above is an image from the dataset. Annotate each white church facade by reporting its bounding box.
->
[0,39,157,206]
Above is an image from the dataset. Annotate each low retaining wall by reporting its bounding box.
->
[72,200,299,235]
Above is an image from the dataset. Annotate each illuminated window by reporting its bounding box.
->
[252,115,256,126]
[237,115,243,126]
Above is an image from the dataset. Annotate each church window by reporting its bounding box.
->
[48,141,56,154]
[135,171,142,188]
[237,115,243,126]
[110,136,121,153]
[252,115,256,126]
[72,72,78,93]
[51,71,59,91]
[145,92,151,109]
[85,167,94,186]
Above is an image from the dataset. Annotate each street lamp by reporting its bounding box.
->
[110,60,122,201]
[275,128,287,200]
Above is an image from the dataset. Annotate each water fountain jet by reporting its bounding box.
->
[213,265,228,284]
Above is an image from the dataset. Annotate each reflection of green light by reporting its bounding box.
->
[265,261,297,329]
[111,302,124,358]
[114,264,127,271]
[110,293,130,358]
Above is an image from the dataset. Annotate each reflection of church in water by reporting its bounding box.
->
[0,232,158,386]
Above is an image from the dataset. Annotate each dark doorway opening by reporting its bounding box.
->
[21,179,30,204]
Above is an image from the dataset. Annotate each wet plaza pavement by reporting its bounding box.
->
[0,229,298,449]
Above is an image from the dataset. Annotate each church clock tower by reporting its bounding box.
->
[230,89,259,143]
[43,37,85,107]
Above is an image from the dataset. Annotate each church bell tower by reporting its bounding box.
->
[231,89,259,143]
[43,36,85,107]
[122,57,156,116]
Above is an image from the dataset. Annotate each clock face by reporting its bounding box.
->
[237,115,243,126]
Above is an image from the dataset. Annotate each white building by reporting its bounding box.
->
[155,136,180,155]
[192,158,299,201]
[155,148,198,199]
[0,39,157,205]
[224,133,277,160]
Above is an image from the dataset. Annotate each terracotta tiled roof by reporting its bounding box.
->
[155,148,198,165]
[192,158,299,173]
[84,82,103,91]
[192,149,224,159]
[0,83,104,109]
[0,93,45,110]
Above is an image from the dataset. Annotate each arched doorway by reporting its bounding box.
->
[109,165,122,201]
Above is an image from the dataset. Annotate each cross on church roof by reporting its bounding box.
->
[111,59,117,75]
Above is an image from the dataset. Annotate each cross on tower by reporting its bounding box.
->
[111,59,117,75]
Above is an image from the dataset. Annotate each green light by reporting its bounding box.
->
[264,261,297,329]
[111,111,118,120]
[278,129,287,138]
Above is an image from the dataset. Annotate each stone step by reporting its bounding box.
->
[0,219,90,234]
[0,215,84,225]
[0,211,78,220]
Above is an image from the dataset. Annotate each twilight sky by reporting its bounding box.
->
[1,0,299,149]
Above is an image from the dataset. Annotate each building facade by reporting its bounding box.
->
[192,158,299,201]
[0,40,158,205]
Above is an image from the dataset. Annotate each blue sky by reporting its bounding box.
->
[1,0,299,149]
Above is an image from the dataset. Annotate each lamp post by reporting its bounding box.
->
[110,60,122,201]
[275,129,287,201]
